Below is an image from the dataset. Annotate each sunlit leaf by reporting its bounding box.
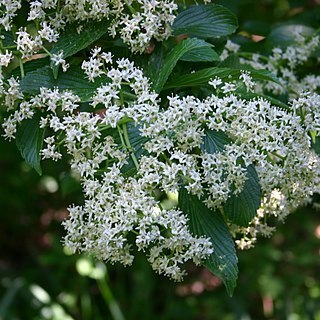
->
[180,40,220,62]
[172,4,238,38]
[50,19,109,59]
[201,129,231,154]
[152,38,217,92]
[20,66,104,102]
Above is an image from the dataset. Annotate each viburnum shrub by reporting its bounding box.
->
[1,0,320,295]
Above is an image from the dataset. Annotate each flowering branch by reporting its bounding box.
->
[0,0,319,295]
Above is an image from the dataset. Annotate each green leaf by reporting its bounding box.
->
[172,4,238,38]
[311,135,320,156]
[50,19,109,77]
[179,188,238,296]
[1,30,15,47]
[16,115,44,175]
[180,40,220,62]
[223,165,261,226]
[152,38,214,92]
[50,19,109,60]
[146,45,165,82]
[19,66,104,102]
[217,54,242,69]
[164,67,281,90]
[10,58,50,79]
[200,129,231,154]
[200,130,261,227]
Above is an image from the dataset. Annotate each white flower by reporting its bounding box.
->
[240,71,254,92]
[38,21,59,42]
[221,82,236,93]
[41,136,62,161]
[0,0,21,30]
[51,51,69,72]
[209,77,222,89]
[16,27,42,58]
[0,50,13,67]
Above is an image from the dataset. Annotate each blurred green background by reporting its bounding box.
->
[1,0,320,319]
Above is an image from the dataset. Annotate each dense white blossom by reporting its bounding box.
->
[4,0,178,53]
[0,0,21,30]
[236,30,320,98]
[3,47,320,263]
[1,3,320,279]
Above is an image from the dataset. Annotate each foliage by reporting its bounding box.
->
[0,0,319,308]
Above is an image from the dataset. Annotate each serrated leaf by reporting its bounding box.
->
[179,188,238,296]
[223,165,261,226]
[51,19,109,59]
[201,129,231,154]
[16,115,44,175]
[19,66,104,101]
[172,4,238,38]
[180,40,220,62]
[200,130,261,227]
[152,38,213,92]
[50,19,109,77]
[164,67,281,90]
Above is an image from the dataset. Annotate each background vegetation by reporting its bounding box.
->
[1,0,320,319]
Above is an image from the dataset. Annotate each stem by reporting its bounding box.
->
[117,125,127,150]
[124,0,136,14]
[122,122,139,169]
[41,46,51,57]
[160,152,172,165]
[182,0,186,9]
[1,45,16,50]
[18,56,25,78]
[96,277,125,320]
[270,151,286,160]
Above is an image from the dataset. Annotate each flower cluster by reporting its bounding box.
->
[0,0,21,31]
[0,0,179,54]
[2,44,320,272]
[64,174,213,280]
[1,3,320,281]
[236,28,320,98]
